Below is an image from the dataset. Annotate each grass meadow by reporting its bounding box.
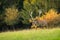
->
[0,28,60,40]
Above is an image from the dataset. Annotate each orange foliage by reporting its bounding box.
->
[29,9,60,28]
[40,9,58,23]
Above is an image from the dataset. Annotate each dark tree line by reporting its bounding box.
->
[0,0,60,32]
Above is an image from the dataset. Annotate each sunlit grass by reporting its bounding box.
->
[0,28,60,40]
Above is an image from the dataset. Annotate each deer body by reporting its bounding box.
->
[31,18,48,28]
[29,10,48,29]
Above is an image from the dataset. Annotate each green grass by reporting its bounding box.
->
[0,28,60,40]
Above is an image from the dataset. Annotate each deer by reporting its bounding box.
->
[29,9,48,29]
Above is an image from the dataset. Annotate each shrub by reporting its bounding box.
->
[4,7,20,25]
[40,9,60,27]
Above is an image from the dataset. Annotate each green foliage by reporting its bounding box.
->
[19,10,30,24]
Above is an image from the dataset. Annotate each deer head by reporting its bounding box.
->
[29,9,43,29]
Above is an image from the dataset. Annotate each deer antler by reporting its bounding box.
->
[38,9,42,17]
[29,11,34,21]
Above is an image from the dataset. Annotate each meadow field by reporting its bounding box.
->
[0,28,60,40]
[0,0,60,40]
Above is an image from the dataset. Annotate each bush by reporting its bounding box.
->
[40,9,60,27]
[4,7,20,25]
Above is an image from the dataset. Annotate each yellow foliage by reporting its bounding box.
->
[31,0,36,4]
[29,19,32,22]
[24,0,36,4]
[31,24,37,29]
[5,7,19,25]
[24,0,29,4]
